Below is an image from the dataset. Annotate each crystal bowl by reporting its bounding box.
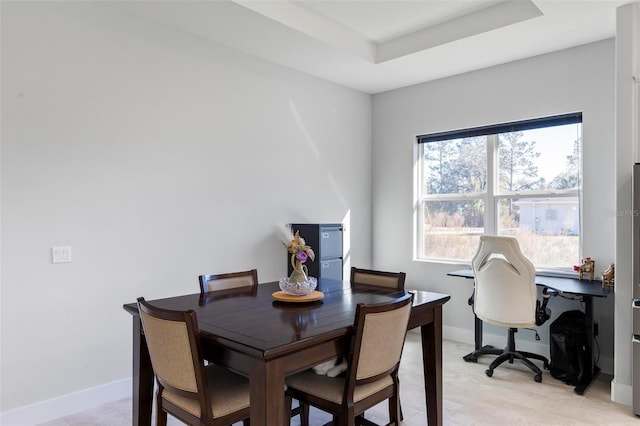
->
[278,277,318,296]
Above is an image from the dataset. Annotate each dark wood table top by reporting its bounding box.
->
[124,277,450,426]
[124,278,450,360]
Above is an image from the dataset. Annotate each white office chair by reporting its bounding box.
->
[467,235,550,382]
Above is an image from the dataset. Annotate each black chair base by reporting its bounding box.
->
[463,344,503,362]
[463,328,549,382]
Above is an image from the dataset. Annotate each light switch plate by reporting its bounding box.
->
[52,246,72,263]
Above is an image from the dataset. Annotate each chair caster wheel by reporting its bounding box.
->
[534,374,542,383]
[485,369,493,377]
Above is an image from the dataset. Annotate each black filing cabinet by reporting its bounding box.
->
[288,223,343,281]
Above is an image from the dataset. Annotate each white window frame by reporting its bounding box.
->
[414,113,582,268]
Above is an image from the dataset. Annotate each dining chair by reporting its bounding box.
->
[197,268,307,424]
[350,266,406,290]
[349,266,407,421]
[198,269,258,293]
[136,297,251,426]
[283,292,414,426]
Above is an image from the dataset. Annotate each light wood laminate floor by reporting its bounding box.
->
[40,332,637,425]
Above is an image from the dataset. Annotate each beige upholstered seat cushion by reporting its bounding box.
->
[162,364,250,418]
[285,369,393,404]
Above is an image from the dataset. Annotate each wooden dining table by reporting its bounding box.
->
[123,278,450,426]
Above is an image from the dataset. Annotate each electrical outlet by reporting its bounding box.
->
[52,246,72,264]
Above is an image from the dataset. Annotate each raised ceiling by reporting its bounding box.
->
[122,0,629,94]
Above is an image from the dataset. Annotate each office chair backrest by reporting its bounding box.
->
[471,236,537,328]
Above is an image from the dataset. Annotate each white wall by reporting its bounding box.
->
[372,40,617,380]
[0,1,372,416]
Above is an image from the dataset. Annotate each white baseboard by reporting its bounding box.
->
[442,324,551,356]
[442,324,475,344]
[0,378,131,426]
[611,379,633,406]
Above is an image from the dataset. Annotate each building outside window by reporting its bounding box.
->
[415,113,582,270]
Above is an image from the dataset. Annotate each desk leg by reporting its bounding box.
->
[468,289,483,350]
[132,316,154,426]
[249,358,285,426]
[421,305,443,426]
[574,295,600,395]
[474,315,483,350]
[463,290,494,362]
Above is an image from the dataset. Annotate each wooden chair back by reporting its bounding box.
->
[350,266,406,289]
[198,269,258,293]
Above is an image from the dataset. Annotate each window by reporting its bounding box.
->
[415,113,582,269]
